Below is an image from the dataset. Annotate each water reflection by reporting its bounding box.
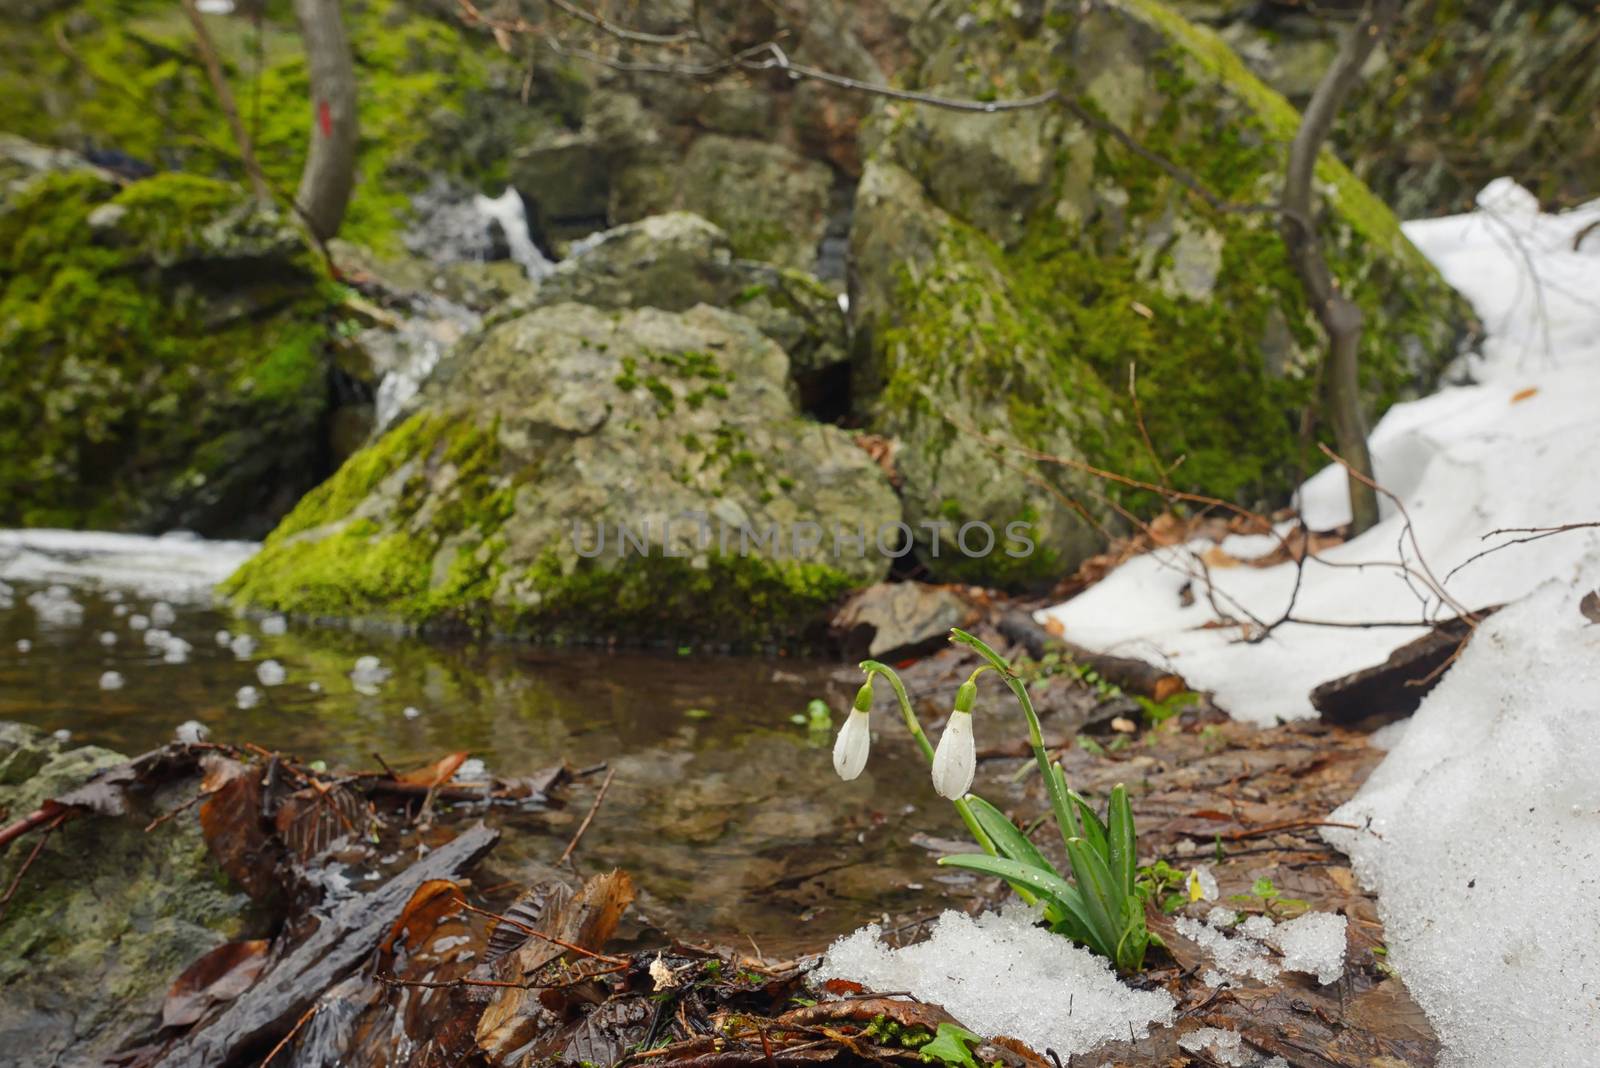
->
[0,582,975,953]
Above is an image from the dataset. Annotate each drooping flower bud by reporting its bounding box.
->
[931,710,975,799]
[853,680,875,713]
[833,708,872,780]
[954,678,977,714]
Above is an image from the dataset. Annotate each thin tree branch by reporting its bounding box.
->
[180,0,272,202]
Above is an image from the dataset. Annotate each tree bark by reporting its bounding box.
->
[1280,0,1399,536]
[292,0,359,242]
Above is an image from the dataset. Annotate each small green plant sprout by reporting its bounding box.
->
[831,629,1151,973]
[1135,859,1189,914]
[918,1022,982,1067]
[1229,877,1309,919]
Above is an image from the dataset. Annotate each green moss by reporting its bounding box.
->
[869,0,1467,561]
[0,0,577,251]
[221,410,513,626]
[513,548,854,645]
[0,169,335,532]
[223,407,854,642]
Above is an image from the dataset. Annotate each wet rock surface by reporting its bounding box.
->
[0,724,251,1068]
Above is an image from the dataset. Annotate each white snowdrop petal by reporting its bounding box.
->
[930,710,975,800]
[832,709,872,780]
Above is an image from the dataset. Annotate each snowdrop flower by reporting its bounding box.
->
[833,681,875,780]
[931,678,978,800]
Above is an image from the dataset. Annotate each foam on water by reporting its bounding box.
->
[0,530,257,603]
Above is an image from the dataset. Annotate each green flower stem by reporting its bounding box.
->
[859,659,996,857]
[949,629,1084,849]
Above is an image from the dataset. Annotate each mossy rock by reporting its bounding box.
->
[849,0,1474,585]
[613,135,834,272]
[0,0,581,252]
[222,302,899,644]
[0,723,251,1067]
[0,160,342,535]
[497,212,848,381]
[1176,0,1600,217]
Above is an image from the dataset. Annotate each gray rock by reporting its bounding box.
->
[504,212,848,380]
[224,302,901,643]
[0,723,249,1068]
[831,582,975,661]
[849,0,1474,586]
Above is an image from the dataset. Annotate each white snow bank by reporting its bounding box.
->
[0,529,257,602]
[1323,575,1600,1067]
[1037,179,1600,724]
[816,905,1175,1057]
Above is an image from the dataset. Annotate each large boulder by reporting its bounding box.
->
[0,724,250,1066]
[499,212,849,383]
[612,135,835,272]
[849,0,1474,585]
[0,160,339,536]
[221,302,900,643]
[1176,1,1600,217]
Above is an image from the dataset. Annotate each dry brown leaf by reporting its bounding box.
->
[162,940,270,1029]
[397,751,471,787]
[1510,386,1539,403]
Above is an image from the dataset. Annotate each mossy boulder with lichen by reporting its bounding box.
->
[0,723,251,1067]
[496,212,848,382]
[222,302,899,643]
[1175,0,1600,217]
[0,155,340,535]
[849,0,1475,585]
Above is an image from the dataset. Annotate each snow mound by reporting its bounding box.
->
[1324,576,1600,1066]
[816,905,1175,1058]
[1177,909,1346,987]
[1177,1027,1286,1067]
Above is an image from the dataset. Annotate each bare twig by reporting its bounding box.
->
[180,0,272,202]
[1443,520,1600,583]
[557,765,616,869]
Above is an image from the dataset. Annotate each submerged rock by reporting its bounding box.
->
[0,154,338,537]
[222,302,899,643]
[0,723,250,1066]
[850,0,1475,585]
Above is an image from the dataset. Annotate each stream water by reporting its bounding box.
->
[0,532,976,956]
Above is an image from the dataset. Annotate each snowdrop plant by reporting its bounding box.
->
[832,629,1151,974]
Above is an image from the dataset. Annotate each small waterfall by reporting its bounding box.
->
[473,188,555,280]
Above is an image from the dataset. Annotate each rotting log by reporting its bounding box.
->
[998,611,1187,703]
[1311,609,1496,725]
[159,823,499,1068]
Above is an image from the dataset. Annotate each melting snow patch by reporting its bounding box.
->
[1175,914,1277,984]
[260,614,288,636]
[1324,577,1600,1065]
[99,670,123,690]
[1271,911,1347,985]
[1035,181,1600,725]
[256,660,287,686]
[816,905,1174,1058]
[236,685,261,710]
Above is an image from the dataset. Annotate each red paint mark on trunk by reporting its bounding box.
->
[317,100,332,138]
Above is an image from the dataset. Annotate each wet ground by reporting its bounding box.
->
[0,578,980,956]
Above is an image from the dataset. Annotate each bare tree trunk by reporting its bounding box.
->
[292,0,359,242]
[1280,0,1399,536]
[182,0,272,203]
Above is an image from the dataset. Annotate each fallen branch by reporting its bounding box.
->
[159,824,499,1068]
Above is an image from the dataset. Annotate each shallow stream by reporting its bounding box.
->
[0,534,976,956]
